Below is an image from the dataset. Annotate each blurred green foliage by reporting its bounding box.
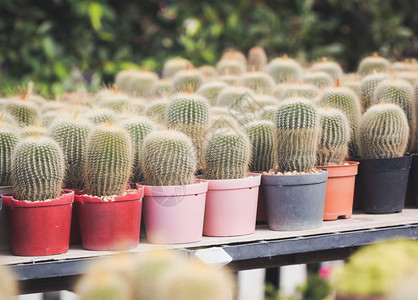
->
[0,0,416,97]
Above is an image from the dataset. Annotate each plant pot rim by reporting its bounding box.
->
[2,189,74,208]
[75,187,144,203]
[197,173,261,190]
[352,154,412,162]
[353,154,412,173]
[316,161,359,177]
[316,160,359,169]
[137,179,208,197]
[262,169,328,186]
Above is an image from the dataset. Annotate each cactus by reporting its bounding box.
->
[197,81,228,106]
[121,116,156,183]
[219,74,239,85]
[162,57,192,78]
[0,111,19,128]
[154,79,174,97]
[280,83,321,100]
[396,71,418,87]
[145,99,169,124]
[248,46,268,71]
[302,72,334,89]
[357,53,390,76]
[239,71,275,95]
[0,124,20,186]
[245,95,277,113]
[198,65,218,80]
[12,136,65,201]
[318,86,362,157]
[358,103,409,159]
[372,78,416,151]
[244,120,277,171]
[75,272,132,300]
[220,49,247,66]
[4,94,40,127]
[216,59,246,75]
[49,116,92,190]
[171,69,204,92]
[392,59,417,73]
[257,105,277,122]
[41,101,66,114]
[342,74,361,99]
[310,58,343,80]
[216,86,256,111]
[317,108,351,166]
[115,70,158,97]
[128,97,148,115]
[360,72,390,111]
[140,130,197,186]
[21,124,48,138]
[266,55,303,83]
[98,93,131,113]
[272,83,291,100]
[84,108,118,125]
[274,98,320,172]
[84,123,132,197]
[208,115,242,132]
[203,129,251,180]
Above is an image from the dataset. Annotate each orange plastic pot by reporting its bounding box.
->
[316,161,359,221]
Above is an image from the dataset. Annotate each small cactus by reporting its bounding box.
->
[248,46,268,71]
[140,130,197,186]
[84,108,118,125]
[275,98,320,172]
[302,72,334,89]
[358,103,409,159]
[216,86,256,111]
[208,115,242,132]
[280,83,321,100]
[84,123,132,197]
[357,53,390,76]
[21,124,48,138]
[239,71,275,94]
[203,130,251,180]
[216,59,246,76]
[115,70,158,97]
[0,123,20,186]
[244,120,277,171]
[197,81,228,106]
[220,49,247,66]
[360,72,390,111]
[272,83,291,100]
[219,74,239,85]
[310,58,343,80]
[266,55,302,83]
[257,105,277,122]
[342,74,361,99]
[4,93,40,127]
[163,57,192,78]
[12,136,65,201]
[145,99,169,124]
[154,79,174,97]
[198,65,218,80]
[171,69,204,92]
[75,272,132,300]
[317,108,351,166]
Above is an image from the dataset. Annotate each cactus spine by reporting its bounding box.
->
[274,98,320,172]
[310,58,343,80]
[239,71,275,94]
[266,55,302,83]
[244,121,277,171]
[140,130,196,186]
[358,103,409,159]
[146,99,169,124]
[84,123,132,197]
[4,95,39,127]
[317,108,351,166]
[115,70,158,97]
[360,72,390,111]
[302,72,334,89]
[12,136,65,201]
[197,81,227,106]
[216,86,256,111]
[162,57,192,78]
[0,123,20,186]
[357,53,390,76]
[171,69,204,92]
[203,130,251,180]
[280,83,320,100]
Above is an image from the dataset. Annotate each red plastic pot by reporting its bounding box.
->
[75,188,143,250]
[3,190,74,256]
[69,189,88,245]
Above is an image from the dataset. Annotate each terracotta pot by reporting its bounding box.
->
[3,190,74,256]
[139,180,208,244]
[75,188,143,251]
[316,161,359,221]
[202,173,261,237]
[0,186,13,251]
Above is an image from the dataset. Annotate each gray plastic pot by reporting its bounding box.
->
[0,186,12,251]
[261,170,328,231]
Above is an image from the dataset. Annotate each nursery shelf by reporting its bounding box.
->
[1,209,418,294]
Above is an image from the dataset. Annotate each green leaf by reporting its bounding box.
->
[42,37,56,59]
[88,2,103,31]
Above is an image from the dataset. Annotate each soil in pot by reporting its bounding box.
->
[75,188,143,251]
[3,190,74,256]
[202,173,261,237]
[261,169,328,231]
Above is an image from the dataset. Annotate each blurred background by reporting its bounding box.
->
[0,0,417,96]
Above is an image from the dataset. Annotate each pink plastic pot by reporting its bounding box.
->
[75,188,143,251]
[139,180,208,244]
[202,174,261,237]
[3,190,74,256]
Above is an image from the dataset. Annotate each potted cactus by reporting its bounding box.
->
[2,135,74,256]
[75,122,143,250]
[200,129,261,237]
[355,103,412,214]
[315,108,359,221]
[261,98,328,231]
[139,130,208,244]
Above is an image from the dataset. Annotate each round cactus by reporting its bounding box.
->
[396,71,418,87]
[140,130,197,186]
[197,81,228,106]
[257,105,277,122]
[171,69,204,92]
[115,70,158,97]
[84,108,118,125]
[145,99,169,124]
[75,272,132,300]
[216,59,246,76]
[342,74,361,99]
[280,83,321,100]
[272,83,291,100]
[318,86,362,157]
[208,115,242,132]
[198,65,218,80]
[266,55,302,83]
[357,53,390,76]
[84,123,133,197]
[127,97,147,115]
[20,124,48,138]
[0,111,19,129]
[302,72,334,89]
[358,103,409,159]
[0,125,20,186]
[317,108,351,166]
[203,129,251,180]
[219,74,239,85]
[372,78,416,151]
[360,72,390,111]
[248,46,268,71]
[163,57,192,78]
[4,95,40,127]
[121,116,156,183]
[244,120,277,171]
[12,136,65,201]
[310,58,343,80]
[154,79,174,97]
[49,116,92,190]
[216,86,256,110]
[220,48,247,66]
[274,98,320,172]
[98,93,131,113]
[239,71,275,94]
[243,94,277,114]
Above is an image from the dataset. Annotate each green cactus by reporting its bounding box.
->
[171,69,204,92]
[248,46,268,71]
[372,78,416,152]
[4,95,40,127]
[219,74,239,85]
[197,81,228,106]
[310,58,343,80]
[162,57,192,78]
[208,115,242,132]
[358,103,409,159]
[127,98,147,115]
[360,72,390,111]
[266,55,302,83]
[257,105,277,122]
[317,108,351,166]
[244,94,277,114]
[318,86,362,157]
[342,74,361,99]
[216,59,246,76]
[302,72,334,89]
[121,116,156,183]
[145,100,169,124]
[198,65,218,80]
[397,71,418,87]
[75,272,132,300]
[84,108,118,125]
[49,116,92,190]
[84,123,132,197]
[154,79,174,97]
[115,70,158,97]
[0,111,19,128]
[203,129,251,180]
[140,130,197,186]
[280,84,320,100]
[216,86,256,111]
[0,124,20,186]
[98,93,131,113]
[239,71,275,94]
[357,53,390,76]
[21,124,48,138]
[12,136,65,201]
[244,120,277,171]
[272,83,291,100]
[220,49,247,66]
[41,110,65,127]
[275,98,320,172]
